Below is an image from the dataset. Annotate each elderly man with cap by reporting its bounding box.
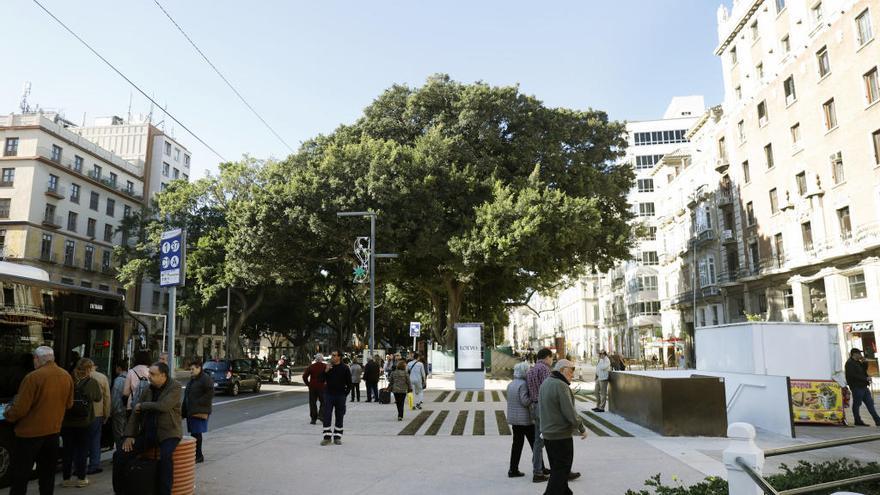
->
[302,353,327,425]
[593,350,611,413]
[538,358,587,495]
[846,348,880,426]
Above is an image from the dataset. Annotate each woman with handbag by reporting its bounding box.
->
[387,361,412,421]
[62,358,102,488]
[183,358,214,463]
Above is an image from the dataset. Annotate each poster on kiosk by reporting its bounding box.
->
[455,323,485,391]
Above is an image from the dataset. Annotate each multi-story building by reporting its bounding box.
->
[711,0,880,371]
[597,96,704,359]
[0,113,145,293]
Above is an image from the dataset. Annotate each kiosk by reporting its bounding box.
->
[454,323,485,391]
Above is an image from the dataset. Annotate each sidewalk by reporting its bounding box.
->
[21,374,880,494]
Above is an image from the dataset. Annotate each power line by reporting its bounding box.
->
[31,0,228,162]
[153,0,296,154]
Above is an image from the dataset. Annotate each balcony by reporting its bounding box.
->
[721,229,736,244]
[688,229,715,249]
[718,271,739,285]
[715,158,730,174]
[717,189,734,207]
[45,184,66,199]
[41,214,62,229]
[87,170,102,181]
[760,255,790,272]
[671,284,722,307]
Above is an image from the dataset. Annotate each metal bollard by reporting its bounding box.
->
[722,422,765,495]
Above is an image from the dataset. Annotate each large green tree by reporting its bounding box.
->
[234,75,634,348]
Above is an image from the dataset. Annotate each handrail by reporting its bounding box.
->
[736,457,780,495]
[777,473,880,495]
[764,433,880,457]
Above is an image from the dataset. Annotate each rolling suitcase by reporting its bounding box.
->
[114,456,158,495]
[379,388,391,404]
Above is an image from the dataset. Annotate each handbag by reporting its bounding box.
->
[407,392,414,410]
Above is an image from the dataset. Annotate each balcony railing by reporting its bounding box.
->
[721,229,736,243]
[42,214,62,228]
[717,189,734,206]
[45,184,66,199]
[689,228,715,249]
[63,255,79,268]
[718,270,739,285]
[39,252,56,263]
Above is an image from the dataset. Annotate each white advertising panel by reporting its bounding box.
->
[455,323,483,371]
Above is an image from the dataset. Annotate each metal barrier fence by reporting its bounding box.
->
[724,422,880,495]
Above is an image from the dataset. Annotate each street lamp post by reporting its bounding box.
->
[217,287,231,358]
[336,211,397,357]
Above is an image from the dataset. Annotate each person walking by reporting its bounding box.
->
[114,361,183,495]
[182,358,214,463]
[5,346,74,495]
[320,350,352,445]
[846,348,880,426]
[407,352,427,410]
[507,361,537,478]
[60,358,102,488]
[388,361,412,421]
[363,355,381,402]
[384,354,395,381]
[349,358,363,402]
[109,360,128,450]
[539,359,587,495]
[86,363,111,475]
[526,348,552,483]
[593,350,611,413]
[123,350,152,413]
[302,353,327,424]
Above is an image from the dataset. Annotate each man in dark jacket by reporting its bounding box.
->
[302,354,326,424]
[845,348,880,426]
[320,350,352,445]
[363,355,381,403]
[113,362,183,495]
[182,358,214,462]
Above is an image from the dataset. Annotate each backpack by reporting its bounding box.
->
[129,370,150,410]
[67,378,93,420]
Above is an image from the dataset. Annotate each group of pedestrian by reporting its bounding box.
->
[4,346,214,495]
[506,347,586,495]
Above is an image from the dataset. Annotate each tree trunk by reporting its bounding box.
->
[230,287,265,358]
[444,278,466,349]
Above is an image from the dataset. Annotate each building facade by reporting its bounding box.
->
[713,0,880,372]
[0,113,144,293]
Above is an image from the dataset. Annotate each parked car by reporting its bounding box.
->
[249,358,275,383]
[205,359,261,396]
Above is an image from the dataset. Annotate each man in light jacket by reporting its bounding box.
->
[538,359,587,495]
[407,352,427,410]
[593,350,611,413]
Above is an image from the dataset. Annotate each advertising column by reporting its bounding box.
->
[454,323,485,391]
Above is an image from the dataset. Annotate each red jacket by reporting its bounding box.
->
[302,362,326,391]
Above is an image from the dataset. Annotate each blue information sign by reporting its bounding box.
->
[159,229,185,287]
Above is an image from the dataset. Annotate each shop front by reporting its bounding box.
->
[843,321,877,376]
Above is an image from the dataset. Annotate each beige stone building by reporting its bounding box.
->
[713,0,880,371]
[0,113,145,293]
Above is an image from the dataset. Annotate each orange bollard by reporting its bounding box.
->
[171,436,197,495]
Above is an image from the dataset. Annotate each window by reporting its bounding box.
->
[638,276,658,291]
[823,98,837,130]
[174,148,180,161]
[802,221,814,251]
[735,85,742,100]
[84,245,94,270]
[160,183,167,192]
[637,179,654,192]
[641,251,659,266]
[164,142,172,155]
[638,203,655,217]
[635,154,665,169]
[108,172,117,187]
[769,188,779,213]
[63,240,75,266]
[756,62,764,79]
[757,100,768,125]
[60,277,73,285]
[101,250,111,270]
[731,46,738,65]
[783,287,794,309]
[776,0,786,13]
[80,281,92,289]
[67,212,77,232]
[764,143,774,169]
[98,284,110,292]
[746,202,756,226]
[162,162,170,177]
[40,234,52,259]
[92,164,102,180]
[837,206,852,239]
[856,9,873,46]
[781,35,790,54]
[73,155,83,173]
[811,2,824,27]
[87,218,96,238]
[184,154,190,167]
[645,226,657,240]
[737,121,745,142]
[47,174,59,193]
[831,151,844,184]
[89,192,99,211]
[43,204,56,224]
[103,224,113,242]
[629,301,660,316]
[3,137,19,157]
[152,291,160,306]
[783,76,797,104]
[749,241,760,272]
[742,161,751,183]
[864,67,879,105]
[698,256,717,286]
[106,198,115,217]
[126,181,134,194]
[751,20,759,40]
[173,168,180,179]
[632,131,688,146]
[50,145,62,163]
[123,205,131,218]
[848,272,867,299]
[70,183,80,203]
[816,46,831,77]
[774,233,785,263]
[790,123,801,148]
[0,168,14,186]
[182,174,188,181]
[795,172,807,196]
[0,198,10,218]
[873,129,880,165]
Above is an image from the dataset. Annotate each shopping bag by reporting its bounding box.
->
[407,392,414,410]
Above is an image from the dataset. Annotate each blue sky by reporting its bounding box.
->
[4,1,725,178]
